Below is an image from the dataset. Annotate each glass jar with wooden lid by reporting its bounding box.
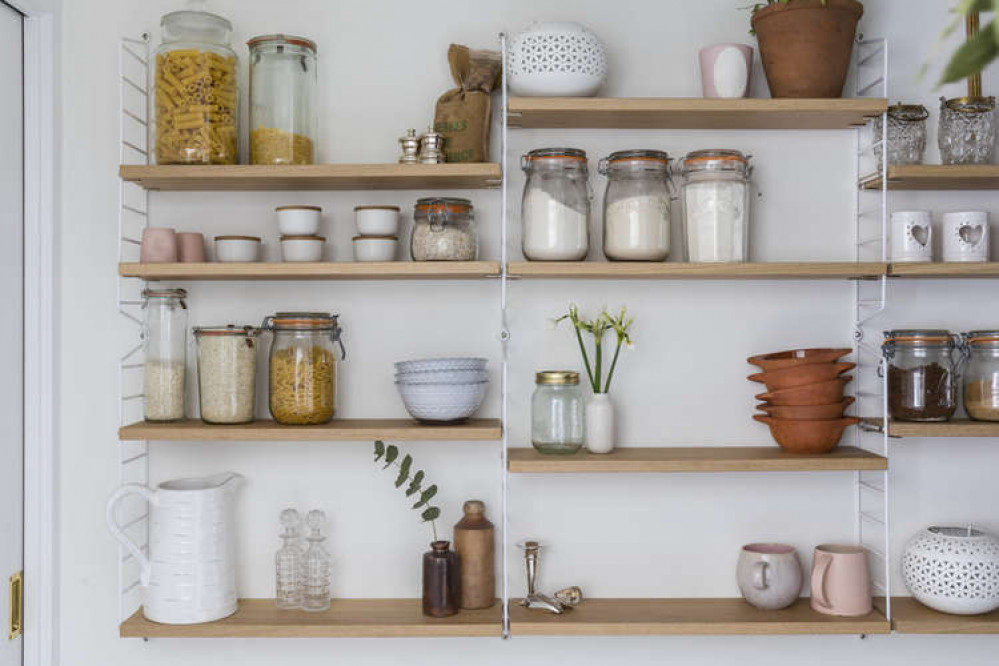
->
[261,313,345,425]
[531,371,584,454]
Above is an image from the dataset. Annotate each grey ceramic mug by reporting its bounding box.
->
[737,543,803,611]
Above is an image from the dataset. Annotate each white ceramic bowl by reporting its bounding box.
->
[395,357,488,374]
[395,369,488,385]
[353,236,397,262]
[508,21,608,97]
[355,206,400,236]
[280,236,325,262]
[214,236,261,262]
[396,381,489,422]
[276,205,322,236]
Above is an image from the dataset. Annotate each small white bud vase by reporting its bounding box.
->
[585,393,615,454]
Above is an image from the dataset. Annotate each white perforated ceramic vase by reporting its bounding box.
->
[507,22,607,97]
[902,526,999,615]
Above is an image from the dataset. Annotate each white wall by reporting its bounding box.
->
[57,0,999,664]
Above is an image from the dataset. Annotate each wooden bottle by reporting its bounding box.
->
[453,500,495,609]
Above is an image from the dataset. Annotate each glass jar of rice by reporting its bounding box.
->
[261,312,345,425]
[194,325,259,424]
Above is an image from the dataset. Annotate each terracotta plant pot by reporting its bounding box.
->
[757,397,855,421]
[747,348,852,373]
[751,0,863,99]
[748,362,856,391]
[754,414,860,454]
[756,376,852,406]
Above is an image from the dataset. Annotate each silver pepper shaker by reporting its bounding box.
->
[398,129,420,165]
[418,128,446,164]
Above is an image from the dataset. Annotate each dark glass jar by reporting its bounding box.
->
[883,330,959,422]
[422,541,461,617]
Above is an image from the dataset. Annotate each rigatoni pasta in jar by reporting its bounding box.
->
[154,3,238,164]
[261,313,346,425]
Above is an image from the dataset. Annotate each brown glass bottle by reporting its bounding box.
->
[422,540,461,617]
[454,500,495,609]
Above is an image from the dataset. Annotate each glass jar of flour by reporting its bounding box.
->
[598,150,672,261]
[521,148,591,261]
[680,150,751,263]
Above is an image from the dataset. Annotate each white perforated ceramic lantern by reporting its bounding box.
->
[902,526,999,615]
[508,22,608,97]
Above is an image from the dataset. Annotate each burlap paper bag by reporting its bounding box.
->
[434,44,501,163]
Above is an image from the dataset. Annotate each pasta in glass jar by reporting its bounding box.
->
[154,2,238,165]
[262,313,346,425]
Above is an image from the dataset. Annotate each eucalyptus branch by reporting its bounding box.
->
[372,441,441,541]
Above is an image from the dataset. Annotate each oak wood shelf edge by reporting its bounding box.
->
[118,261,502,281]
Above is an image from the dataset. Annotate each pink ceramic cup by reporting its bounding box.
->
[699,43,753,99]
[177,232,206,263]
[810,544,872,617]
[140,227,178,263]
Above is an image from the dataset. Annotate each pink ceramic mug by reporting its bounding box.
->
[699,43,753,99]
[810,544,872,617]
[176,232,206,262]
[140,227,178,263]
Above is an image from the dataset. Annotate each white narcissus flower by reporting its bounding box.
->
[626,341,635,351]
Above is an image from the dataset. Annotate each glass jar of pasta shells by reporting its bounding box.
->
[261,313,346,425]
[154,1,238,165]
[248,35,318,165]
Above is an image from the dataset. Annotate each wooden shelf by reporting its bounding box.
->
[507,97,887,130]
[119,418,502,442]
[864,418,999,438]
[119,163,502,191]
[889,597,999,634]
[120,599,501,638]
[508,446,886,473]
[888,262,999,278]
[119,261,501,281]
[862,164,999,191]
[508,262,887,280]
[508,598,890,636]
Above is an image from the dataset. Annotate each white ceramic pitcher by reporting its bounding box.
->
[106,472,243,624]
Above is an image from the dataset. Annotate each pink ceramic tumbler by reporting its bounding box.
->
[810,545,872,617]
[177,232,207,262]
[699,43,753,99]
[140,227,178,263]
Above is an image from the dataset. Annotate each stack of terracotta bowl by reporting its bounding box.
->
[748,348,859,454]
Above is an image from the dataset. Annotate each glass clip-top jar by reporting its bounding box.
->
[961,331,999,422]
[154,0,238,165]
[599,149,673,262]
[411,198,478,261]
[142,288,188,423]
[883,330,959,423]
[874,103,928,171]
[680,149,752,263]
[193,325,258,425]
[531,371,585,455]
[248,34,318,165]
[521,148,591,262]
[261,312,345,425]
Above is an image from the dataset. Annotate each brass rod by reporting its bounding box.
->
[967,12,983,98]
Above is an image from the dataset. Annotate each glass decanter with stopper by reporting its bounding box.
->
[302,509,331,612]
[274,508,304,610]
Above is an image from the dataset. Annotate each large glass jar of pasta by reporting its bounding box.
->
[248,35,318,165]
[262,313,345,425]
[154,1,238,165]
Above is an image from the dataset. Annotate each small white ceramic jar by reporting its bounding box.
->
[355,205,400,236]
[942,211,990,262]
[214,235,262,262]
[276,205,322,236]
[280,235,325,262]
[890,211,933,263]
[353,236,397,262]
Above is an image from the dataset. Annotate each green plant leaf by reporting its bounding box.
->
[412,484,438,509]
[382,444,399,469]
[940,19,999,84]
[394,455,413,488]
[405,470,425,496]
[373,440,385,461]
[994,0,999,44]
[421,507,441,522]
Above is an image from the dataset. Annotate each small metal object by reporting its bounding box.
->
[418,127,446,164]
[517,540,568,614]
[398,129,420,165]
[554,586,583,607]
[523,593,565,614]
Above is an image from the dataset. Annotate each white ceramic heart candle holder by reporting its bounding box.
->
[890,211,932,263]
[942,211,990,262]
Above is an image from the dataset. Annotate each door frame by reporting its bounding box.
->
[8,1,57,665]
